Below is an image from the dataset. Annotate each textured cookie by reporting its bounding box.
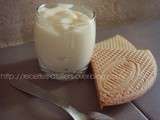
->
[91,48,157,109]
[96,35,136,50]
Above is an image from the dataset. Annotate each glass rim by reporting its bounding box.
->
[36,3,96,26]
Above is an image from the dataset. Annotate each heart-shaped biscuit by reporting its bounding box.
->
[92,36,157,109]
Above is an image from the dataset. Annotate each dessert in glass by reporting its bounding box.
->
[34,3,96,80]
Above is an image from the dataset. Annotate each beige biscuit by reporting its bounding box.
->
[96,35,136,50]
[91,48,157,109]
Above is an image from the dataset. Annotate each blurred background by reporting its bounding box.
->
[0,0,160,48]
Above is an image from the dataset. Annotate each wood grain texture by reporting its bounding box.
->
[1,0,160,47]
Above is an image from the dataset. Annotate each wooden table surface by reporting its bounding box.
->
[0,20,160,120]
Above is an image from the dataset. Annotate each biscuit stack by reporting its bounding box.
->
[91,35,157,109]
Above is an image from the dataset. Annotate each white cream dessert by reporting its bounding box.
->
[34,4,96,73]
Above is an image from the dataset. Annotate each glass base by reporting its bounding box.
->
[39,63,88,81]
